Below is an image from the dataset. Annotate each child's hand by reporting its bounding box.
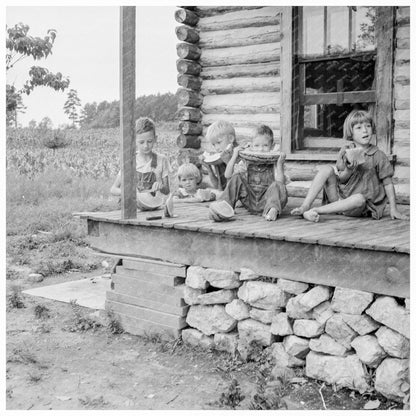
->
[151,182,160,193]
[390,208,409,220]
[232,145,244,157]
[277,151,286,162]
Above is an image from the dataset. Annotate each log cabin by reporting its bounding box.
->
[76,6,410,400]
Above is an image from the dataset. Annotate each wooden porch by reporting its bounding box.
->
[77,202,409,299]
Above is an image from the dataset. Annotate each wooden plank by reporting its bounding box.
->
[198,6,281,31]
[280,6,293,154]
[89,222,410,297]
[303,91,376,106]
[120,6,136,219]
[200,42,281,67]
[106,299,187,329]
[107,291,189,317]
[303,137,348,148]
[195,6,263,18]
[201,77,280,95]
[199,25,280,49]
[286,153,338,161]
[116,266,185,285]
[201,61,280,80]
[108,311,182,339]
[112,275,185,306]
[202,92,280,114]
[375,7,394,155]
[202,113,280,129]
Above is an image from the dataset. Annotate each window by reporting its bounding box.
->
[280,6,394,160]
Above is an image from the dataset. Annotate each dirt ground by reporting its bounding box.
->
[5,270,402,411]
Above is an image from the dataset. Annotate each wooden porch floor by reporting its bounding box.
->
[77,201,410,254]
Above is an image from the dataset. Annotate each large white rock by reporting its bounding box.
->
[270,312,293,336]
[197,289,237,305]
[375,326,410,359]
[283,335,310,358]
[276,278,309,294]
[186,266,209,289]
[184,286,205,305]
[214,332,238,354]
[204,268,241,289]
[268,342,305,368]
[309,334,348,356]
[225,299,250,321]
[238,281,290,310]
[312,301,334,325]
[298,286,331,311]
[239,267,259,281]
[366,296,409,338]
[325,314,358,349]
[331,287,374,314]
[186,305,237,336]
[286,295,314,319]
[350,335,386,368]
[182,328,215,349]
[306,351,370,394]
[293,319,324,338]
[375,358,410,402]
[249,307,279,324]
[340,313,380,335]
[237,319,274,347]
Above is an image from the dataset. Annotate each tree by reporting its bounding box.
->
[79,102,97,127]
[6,23,70,125]
[63,88,82,127]
[38,116,53,130]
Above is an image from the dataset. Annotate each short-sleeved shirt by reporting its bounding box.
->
[336,145,393,219]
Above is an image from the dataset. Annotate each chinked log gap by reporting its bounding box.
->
[175,7,203,154]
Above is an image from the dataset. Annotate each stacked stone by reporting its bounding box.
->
[182,266,410,403]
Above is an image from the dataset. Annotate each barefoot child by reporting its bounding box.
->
[216,124,288,221]
[291,110,408,222]
[201,120,237,191]
[110,117,170,198]
[173,163,216,202]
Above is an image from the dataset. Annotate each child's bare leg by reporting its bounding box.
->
[291,165,338,215]
[265,207,278,221]
[303,194,366,222]
[274,152,286,183]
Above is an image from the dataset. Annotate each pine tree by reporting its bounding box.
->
[63,89,82,127]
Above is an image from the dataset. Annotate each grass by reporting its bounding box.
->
[64,300,102,332]
[7,285,26,309]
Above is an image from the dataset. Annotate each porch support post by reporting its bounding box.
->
[120,6,136,218]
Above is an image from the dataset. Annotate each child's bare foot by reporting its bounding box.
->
[303,209,319,222]
[290,205,309,216]
[264,207,278,221]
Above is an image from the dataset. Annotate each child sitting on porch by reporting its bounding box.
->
[216,124,288,221]
[110,117,170,197]
[173,163,216,202]
[290,110,408,222]
[201,120,237,191]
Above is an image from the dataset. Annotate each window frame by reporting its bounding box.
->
[280,6,394,161]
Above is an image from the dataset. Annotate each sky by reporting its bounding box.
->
[6,5,178,127]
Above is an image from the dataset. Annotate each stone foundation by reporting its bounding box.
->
[182,265,410,403]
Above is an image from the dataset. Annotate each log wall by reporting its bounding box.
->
[392,6,410,204]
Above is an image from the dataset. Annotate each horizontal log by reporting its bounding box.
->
[177,134,202,149]
[176,59,201,75]
[396,38,410,49]
[177,74,202,90]
[179,121,203,135]
[394,109,410,121]
[393,129,410,142]
[284,162,329,182]
[201,92,280,114]
[175,8,199,26]
[396,7,410,25]
[201,126,281,144]
[177,148,204,166]
[199,25,280,49]
[176,43,201,60]
[176,106,201,121]
[303,91,376,106]
[394,120,410,129]
[395,49,410,63]
[394,184,410,205]
[394,166,410,181]
[201,61,280,79]
[202,113,280,129]
[176,88,203,107]
[394,84,409,99]
[394,99,410,110]
[175,25,200,43]
[394,62,410,79]
[199,7,281,31]
[394,76,410,86]
[201,42,280,67]
[396,26,410,39]
[201,76,280,94]
[195,6,263,17]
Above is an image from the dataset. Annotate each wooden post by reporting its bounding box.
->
[120,6,136,219]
